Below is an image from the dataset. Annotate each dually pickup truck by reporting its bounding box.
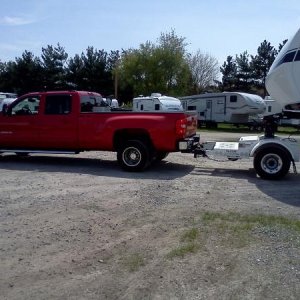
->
[0,91,198,171]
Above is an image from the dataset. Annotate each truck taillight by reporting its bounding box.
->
[176,118,187,138]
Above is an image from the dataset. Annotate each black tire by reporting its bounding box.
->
[117,140,150,171]
[253,147,291,179]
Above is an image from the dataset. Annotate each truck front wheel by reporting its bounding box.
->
[117,140,150,171]
[253,148,291,179]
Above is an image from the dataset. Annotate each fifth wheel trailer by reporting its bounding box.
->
[179,92,266,127]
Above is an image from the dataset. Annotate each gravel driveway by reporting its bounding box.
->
[1,131,299,299]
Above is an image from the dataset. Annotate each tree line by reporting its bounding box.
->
[0,30,286,103]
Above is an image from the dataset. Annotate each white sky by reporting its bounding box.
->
[1,0,300,66]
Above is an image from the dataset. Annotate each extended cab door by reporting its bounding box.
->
[0,94,40,148]
[38,93,78,149]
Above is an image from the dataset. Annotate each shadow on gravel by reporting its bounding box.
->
[0,154,194,180]
[192,166,300,207]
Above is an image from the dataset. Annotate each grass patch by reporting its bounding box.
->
[121,253,145,272]
[202,211,300,232]
[166,228,200,259]
[200,211,300,248]
[166,242,199,259]
[166,212,299,259]
[180,227,199,242]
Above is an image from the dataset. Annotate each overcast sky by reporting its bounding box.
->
[1,0,300,65]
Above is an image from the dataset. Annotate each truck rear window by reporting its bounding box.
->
[80,95,107,112]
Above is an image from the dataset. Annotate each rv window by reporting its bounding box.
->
[155,104,160,110]
[200,112,205,116]
[295,50,300,61]
[188,106,196,110]
[140,104,144,111]
[268,106,272,113]
[230,96,237,102]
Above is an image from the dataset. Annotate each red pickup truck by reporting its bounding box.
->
[0,91,198,171]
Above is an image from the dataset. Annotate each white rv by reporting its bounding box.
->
[179,92,266,126]
[0,92,17,111]
[132,93,183,112]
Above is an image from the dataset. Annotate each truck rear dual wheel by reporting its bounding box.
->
[117,140,150,171]
[253,148,291,179]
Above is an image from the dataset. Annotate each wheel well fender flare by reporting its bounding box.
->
[113,129,153,151]
[250,142,293,161]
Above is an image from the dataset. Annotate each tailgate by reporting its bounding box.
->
[184,111,198,137]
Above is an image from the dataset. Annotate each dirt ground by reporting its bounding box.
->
[1,131,300,300]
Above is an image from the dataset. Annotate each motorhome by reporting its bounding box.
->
[132,93,183,112]
[179,92,266,127]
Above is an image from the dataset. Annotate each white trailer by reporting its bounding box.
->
[132,93,183,112]
[0,92,17,111]
[179,92,266,126]
[188,27,300,179]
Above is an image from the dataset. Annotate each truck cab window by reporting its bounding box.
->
[45,95,72,115]
[11,96,40,115]
[80,95,107,112]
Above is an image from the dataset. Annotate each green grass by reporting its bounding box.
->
[180,227,199,242]
[166,212,300,259]
[166,228,200,259]
[201,211,300,232]
[166,242,199,259]
[200,211,300,248]
[121,253,145,272]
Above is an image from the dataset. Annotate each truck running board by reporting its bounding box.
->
[0,149,79,155]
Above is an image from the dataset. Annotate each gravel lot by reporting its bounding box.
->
[1,131,300,300]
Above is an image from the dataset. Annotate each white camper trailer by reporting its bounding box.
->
[132,93,183,112]
[0,92,17,111]
[179,92,266,127]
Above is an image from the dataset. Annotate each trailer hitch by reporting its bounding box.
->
[193,144,207,158]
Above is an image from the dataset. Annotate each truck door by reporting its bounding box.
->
[0,95,40,148]
[38,94,78,148]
